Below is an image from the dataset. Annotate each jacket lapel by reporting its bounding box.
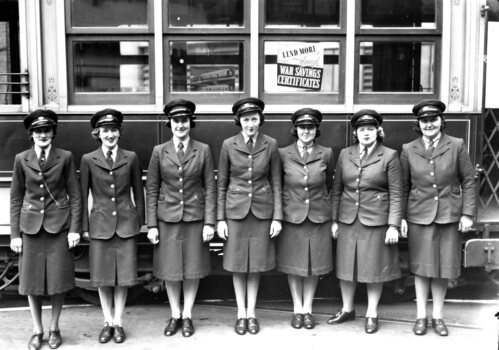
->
[432,133,451,158]
[92,148,112,170]
[307,144,322,164]
[411,137,431,160]
[233,133,250,154]
[348,146,361,167]
[362,143,382,167]
[181,140,197,165]
[164,140,181,166]
[25,148,41,171]
[113,148,129,170]
[251,134,268,155]
[42,147,62,171]
[288,144,304,165]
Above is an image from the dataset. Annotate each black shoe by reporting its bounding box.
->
[365,317,378,334]
[432,319,449,336]
[182,318,195,337]
[48,330,62,349]
[164,317,182,336]
[413,318,428,335]
[303,313,315,329]
[247,317,260,335]
[28,332,43,350]
[291,314,304,329]
[113,325,126,343]
[327,309,356,324]
[98,323,114,343]
[234,318,247,335]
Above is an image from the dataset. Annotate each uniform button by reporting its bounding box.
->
[355,202,359,206]
[112,211,116,216]
[248,193,252,198]
[248,180,252,184]
[356,178,359,182]
[111,184,115,188]
[355,189,359,193]
[40,184,44,188]
[304,176,308,180]
[248,167,252,171]
[180,201,184,205]
[304,187,309,191]
[179,178,183,182]
[433,184,437,188]
[38,172,42,176]
[305,199,309,204]
[434,196,438,201]
[358,167,362,171]
[429,160,434,164]
[109,171,113,175]
[179,189,183,193]
[40,197,45,201]
[303,165,307,169]
[111,197,115,201]
[40,210,45,214]
[430,172,434,176]
[179,167,182,171]
[248,155,252,159]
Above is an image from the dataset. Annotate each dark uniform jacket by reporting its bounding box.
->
[10,147,82,239]
[217,133,283,221]
[332,143,402,227]
[80,148,145,239]
[279,143,334,224]
[400,133,476,225]
[146,139,216,227]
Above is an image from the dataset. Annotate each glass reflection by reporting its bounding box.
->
[168,0,243,27]
[265,0,340,28]
[361,0,436,28]
[264,41,339,93]
[359,41,435,92]
[170,41,243,92]
[71,0,148,28]
[0,0,20,104]
[73,41,150,93]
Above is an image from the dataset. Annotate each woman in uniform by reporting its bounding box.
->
[329,110,402,334]
[400,99,475,336]
[277,108,334,330]
[10,110,82,350]
[146,99,216,338]
[217,97,282,335]
[80,108,145,344]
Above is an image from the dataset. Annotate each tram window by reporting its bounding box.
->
[168,0,244,28]
[69,0,149,28]
[265,0,340,28]
[169,41,244,93]
[69,40,153,104]
[263,41,340,93]
[358,41,435,93]
[0,0,21,105]
[360,0,436,28]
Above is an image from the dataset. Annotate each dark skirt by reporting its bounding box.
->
[408,222,461,279]
[276,219,333,277]
[154,220,210,281]
[89,234,137,287]
[223,212,275,273]
[336,218,401,283]
[19,229,75,296]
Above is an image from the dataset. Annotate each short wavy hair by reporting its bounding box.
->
[352,126,385,144]
[413,116,446,136]
[91,125,123,142]
[291,125,321,138]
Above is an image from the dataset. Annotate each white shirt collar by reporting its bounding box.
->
[297,140,314,154]
[101,145,118,161]
[35,144,51,159]
[173,136,189,152]
[422,134,441,149]
[242,132,258,144]
[359,142,376,155]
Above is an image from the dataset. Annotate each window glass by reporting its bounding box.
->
[265,0,340,28]
[169,41,243,92]
[361,0,436,28]
[0,0,20,104]
[73,41,150,93]
[70,0,148,28]
[264,41,340,93]
[168,0,243,28]
[359,41,435,92]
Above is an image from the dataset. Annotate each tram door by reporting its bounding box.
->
[0,0,21,105]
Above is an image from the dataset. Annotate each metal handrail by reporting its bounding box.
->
[0,70,29,98]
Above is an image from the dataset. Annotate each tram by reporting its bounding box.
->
[0,0,498,302]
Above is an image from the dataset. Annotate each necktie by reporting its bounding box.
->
[177,141,185,160]
[428,139,435,155]
[360,147,368,164]
[302,145,308,163]
[106,150,114,168]
[39,149,46,167]
[247,137,254,152]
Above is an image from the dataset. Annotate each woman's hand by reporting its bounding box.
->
[400,219,408,238]
[82,231,90,242]
[270,220,282,238]
[331,222,339,239]
[203,225,215,242]
[385,226,399,245]
[68,232,80,248]
[10,238,22,254]
[217,221,228,240]
[459,215,473,233]
[147,227,159,244]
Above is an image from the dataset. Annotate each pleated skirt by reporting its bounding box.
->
[153,221,211,281]
[19,229,75,296]
[408,222,461,279]
[276,219,333,277]
[336,218,401,283]
[223,212,275,273]
[89,234,138,287]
